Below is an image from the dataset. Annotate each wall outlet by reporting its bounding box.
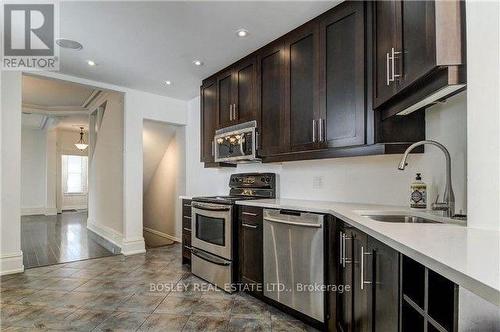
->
[312,176,323,189]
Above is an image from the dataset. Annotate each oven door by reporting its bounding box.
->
[191,202,232,260]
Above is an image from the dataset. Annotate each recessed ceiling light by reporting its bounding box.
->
[56,38,83,50]
[193,60,203,66]
[236,29,249,38]
[87,60,96,66]
[165,80,172,85]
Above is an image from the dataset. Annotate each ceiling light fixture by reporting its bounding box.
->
[87,60,96,66]
[56,38,83,50]
[165,80,172,85]
[74,127,88,151]
[236,29,249,38]
[193,60,203,66]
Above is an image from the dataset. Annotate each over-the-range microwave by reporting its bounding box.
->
[214,121,260,163]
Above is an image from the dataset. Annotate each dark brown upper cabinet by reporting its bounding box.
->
[373,0,465,118]
[257,40,287,157]
[233,57,258,124]
[216,57,258,128]
[200,79,217,163]
[216,69,234,128]
[373,0,401,108]
[319,1,366,148]
[285,21,322,152]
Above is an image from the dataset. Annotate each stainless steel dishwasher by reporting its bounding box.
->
[263,208,325,322]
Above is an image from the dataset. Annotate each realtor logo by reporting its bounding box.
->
[2,2,59,70]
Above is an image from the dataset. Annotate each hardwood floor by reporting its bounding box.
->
[21,211,115,269]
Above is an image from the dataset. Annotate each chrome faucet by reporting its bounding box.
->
[398,140,455,218]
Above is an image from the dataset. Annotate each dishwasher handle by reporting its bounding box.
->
[264,216,322,228]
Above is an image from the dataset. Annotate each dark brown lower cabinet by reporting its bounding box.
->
[181,199,192,266]
[401,256,459,332]
[238,206,264,296]
[336,220,400,332]
[335,219,459,332]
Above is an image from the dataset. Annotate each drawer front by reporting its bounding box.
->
[240,206,263,224]
[183,215,192,230]
[182,230,191,247]
[182,199,192,217]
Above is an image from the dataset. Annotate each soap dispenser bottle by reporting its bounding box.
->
[410,173,427,209]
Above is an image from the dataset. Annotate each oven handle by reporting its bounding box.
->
[191,249,231,266]
[192,203,231,212]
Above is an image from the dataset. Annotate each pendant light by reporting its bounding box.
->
[75,127,88,151]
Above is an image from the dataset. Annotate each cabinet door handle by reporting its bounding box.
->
[390,48,401,82]
[342,233,352,268]
[242,223,258,229]
[386,52,391,86]
[229,104,233,121]
[360,246,372,290]
[339,232,344,266]
[211,139,215,157]
[319,119,325,143]
[233,104,237,120]
[183,216,191,219]
[183,204,192,207]
[312,120,317,143]
[183,227,191,231]
[242,211,258,217]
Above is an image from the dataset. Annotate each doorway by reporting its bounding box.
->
[142,119,186,248]
[20,74,119,268]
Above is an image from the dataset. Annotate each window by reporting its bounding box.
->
[62,155,88,194]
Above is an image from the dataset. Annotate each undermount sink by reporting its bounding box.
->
[362,214,440,224]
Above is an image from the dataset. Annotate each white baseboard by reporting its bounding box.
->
[0,251,24,275]
[45,207,57,216]
[62,205,87,210]
[143,227,181,243]
[21,207,46,216]
[86,219,123,249]
[121,237,146,256]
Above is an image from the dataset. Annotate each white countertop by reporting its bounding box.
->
[236,198,500,307]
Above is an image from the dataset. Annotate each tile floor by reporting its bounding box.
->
[0,243,318,331]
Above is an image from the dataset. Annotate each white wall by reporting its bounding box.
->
[0,71,24,274]
[21,128,47,215]
[143,124,185,243]
[466,1,500,230]
[87,92,125,246]
[122,89,188,254]
[186,92,468,213]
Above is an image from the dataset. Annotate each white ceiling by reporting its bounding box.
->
[58,1,337,100]
[22,75,95,107]
[22,75,91,131]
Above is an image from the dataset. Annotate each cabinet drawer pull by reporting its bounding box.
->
[360,246,372,290]
[183,227,191,231]
[183,204,192,207]
[229,104,233,121]
[184,245,193,251]
[242,211,258,217]
[183,216,191,219]
[242,223,258,229]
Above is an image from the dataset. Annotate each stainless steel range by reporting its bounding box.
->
[191,173,276,292]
